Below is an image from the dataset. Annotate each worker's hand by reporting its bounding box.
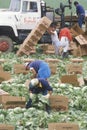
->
[30,93,34,99]
[44,93,50,99]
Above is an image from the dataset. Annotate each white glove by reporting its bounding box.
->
[44,93,50,99]
[30,93,34,99]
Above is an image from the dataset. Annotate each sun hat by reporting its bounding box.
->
[30,78,39,86]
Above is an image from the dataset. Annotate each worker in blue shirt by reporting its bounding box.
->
[74,1,85,28]
[25,60,51,79]
[26,78,53,111]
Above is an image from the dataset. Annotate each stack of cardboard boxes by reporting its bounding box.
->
[17,16,52,56]
[70,23,87,57]
[60,58,84,86]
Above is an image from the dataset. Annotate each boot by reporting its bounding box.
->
[62,52,69,59]
[26,99,32,109]
[45,104,51,114]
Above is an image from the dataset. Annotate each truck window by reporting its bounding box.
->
[22,1,38,12]
[9,0,21,12]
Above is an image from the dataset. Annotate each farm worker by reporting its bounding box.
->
[25,78,53,111]
[25,60,51,79]
[48,23,71,58]
[48,23,60,55]
[74,1,85,28]
[59,27,72,58]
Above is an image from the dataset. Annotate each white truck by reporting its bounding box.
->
[0,0,55,52]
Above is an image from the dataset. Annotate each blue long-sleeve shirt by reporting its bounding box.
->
[29,60,43,73]
[28,60,51,79]
[76,4,85,16]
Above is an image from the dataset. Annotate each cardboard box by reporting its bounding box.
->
[74,35,87,56]
[16,49,24,56]
[78,45,87,56]
[0,89,9,96]
[14,64,29,74]
[0,95,26,109]
[0,124,15,130]
[40,44,48,51]
[70,23,84,38]
[22,58,35,62]
[70,58,84,63]
[49,63,57,74]
[75,35,87,45]
[66,63,83,74]
[49,95,69,111]
[0,65,3,71]
[0,71,11,83]
[40,44,55,54]
[44,50,55,54]
[48,123,79,130]
[60,74,84,86]
[45,58,61,63]
[69,41,78,50]
[70,45,81,57]
[36,16,52,29]
[47,45,54,51]
[68,41,81,57]
[16,16,52,56]
[24,35,37,46]
[22,43,34,51]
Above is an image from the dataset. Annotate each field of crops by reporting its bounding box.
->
[0,46,87,130]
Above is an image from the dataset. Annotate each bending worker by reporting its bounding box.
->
[26,78,53,109]
[25,60,51,80]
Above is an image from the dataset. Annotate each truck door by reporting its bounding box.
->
[16,0,41,30]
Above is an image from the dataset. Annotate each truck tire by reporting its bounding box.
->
[0,36,14,53]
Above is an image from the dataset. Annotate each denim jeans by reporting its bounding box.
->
[78,15,85,28]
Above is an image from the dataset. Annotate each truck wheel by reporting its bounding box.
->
[0,36,13,52]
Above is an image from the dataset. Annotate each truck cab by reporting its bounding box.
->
[0,0,53,52]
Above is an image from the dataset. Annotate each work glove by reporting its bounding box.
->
[30,93,34,99]
[44,93,50,99]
